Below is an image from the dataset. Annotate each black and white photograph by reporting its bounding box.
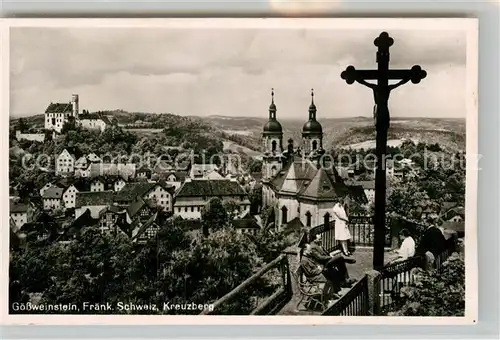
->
[2,18,478,323]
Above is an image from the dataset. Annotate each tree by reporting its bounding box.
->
[386,181,431,221]
[260,205,275,231]
[223,199,241,221]
[201,197,228,236]
[247,158,263,173]
[252,228,293,264]
[44,130,53,142]
[158,227,264,314]
[18,118,28,132]
[61,116,77,134]
[388,252,465,316]
[40,227,135,313]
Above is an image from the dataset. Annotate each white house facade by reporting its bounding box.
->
[174,178,250,220]
[56,149,76,176]
[63,185,79,209]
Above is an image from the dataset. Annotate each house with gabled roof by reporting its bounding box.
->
[59,209,100,241]
[62,185,79,209]
[87,153,101,163]
[42,186,64,210]
[22,211,61,243]
[189,164,219,179]
[89,175,127,192]
[345,180,375,203]
[232,217,261,235]
[131,212,160,244]
[55,149,76,176]
[126,196,155,220]
[74,156,89,171]
[174,178,250,220]
[89,163,136,179]
[440,203,465,222]
[97,205,128,234]
[10,199,35,229]
[114,181,174,212]
[78,113,110,132]
[162,171,188,190]
[44,95,77,133]
[136,167,153,180]
[75,191,115,219]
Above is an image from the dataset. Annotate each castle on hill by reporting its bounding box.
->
[44,94,110,133]
[261,89,366,231]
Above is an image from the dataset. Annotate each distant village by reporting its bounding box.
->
[10,92,465,248]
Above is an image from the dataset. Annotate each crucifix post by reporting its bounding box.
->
[341,32,427,270]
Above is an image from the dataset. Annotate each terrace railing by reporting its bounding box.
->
[199,254,291,315]
[378,255,425,314]
[325,237,457,316]
[307,215,391,250]
[322,276,369,316]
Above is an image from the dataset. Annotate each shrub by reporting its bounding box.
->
[388,252,465,316]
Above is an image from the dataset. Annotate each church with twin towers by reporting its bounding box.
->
[261,89,366,231]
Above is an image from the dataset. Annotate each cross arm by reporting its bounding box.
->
[348,69,413,80]
[341,65,427,85]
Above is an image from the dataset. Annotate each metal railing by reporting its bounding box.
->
[378,237,457,314]
[378,255,424,314]
[322,276,369,316]
[307,215,391,251]
[199,254,291,315]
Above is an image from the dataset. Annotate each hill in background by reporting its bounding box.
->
[10,112,466,156]
[197,115,466,152]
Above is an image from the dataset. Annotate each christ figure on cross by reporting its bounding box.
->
[354,76,411,130]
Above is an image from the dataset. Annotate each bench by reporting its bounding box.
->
[293,265,327,311]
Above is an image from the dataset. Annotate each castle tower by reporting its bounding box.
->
[262,88,284,179]
[302,89,323,156]
[71,94,79,117]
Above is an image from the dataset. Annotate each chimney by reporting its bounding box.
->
[71,94,79,116]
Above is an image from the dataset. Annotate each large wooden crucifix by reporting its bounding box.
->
[340,32,427,269]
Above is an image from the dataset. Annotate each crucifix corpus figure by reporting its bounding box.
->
[356,74,412,130]
[340,32,427,269]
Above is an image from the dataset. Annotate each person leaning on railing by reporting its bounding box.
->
[415,217,448,258]
[386,228,415,265]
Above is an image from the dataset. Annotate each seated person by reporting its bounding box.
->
[300,234,356,302]
[386,228,415,265]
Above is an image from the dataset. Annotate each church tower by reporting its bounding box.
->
[262,88,284,179]
[302,89,324,156]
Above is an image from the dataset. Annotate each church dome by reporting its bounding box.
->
[302,88,323,135]
[263,88,283,135]
[302,119,322,135]
[263,119,283,134]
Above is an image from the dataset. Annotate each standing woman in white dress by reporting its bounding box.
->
[333,197,352,256]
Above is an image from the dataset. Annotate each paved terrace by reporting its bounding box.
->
[278,247,393,315]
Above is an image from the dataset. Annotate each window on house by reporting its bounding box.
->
[305,211,312,227]
[323,212,330,227]
[191,207,194,212]
[312,140,318,151]
[281,206,288,224]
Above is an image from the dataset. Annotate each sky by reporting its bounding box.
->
[10,26,467,119]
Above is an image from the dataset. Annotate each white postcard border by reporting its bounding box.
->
[0,17,478,326]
